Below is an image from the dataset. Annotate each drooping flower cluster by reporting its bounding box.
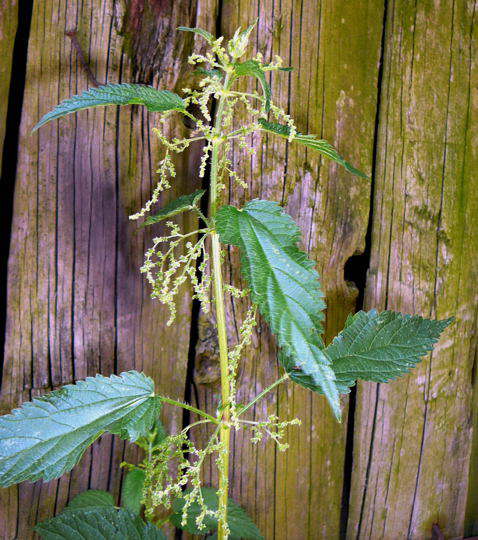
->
[248,415,301,452]
[129,152,175,221]
[140,222,210,325]
[227,305,257,426]
[142,429,225,532]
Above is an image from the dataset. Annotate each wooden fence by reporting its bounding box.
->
[0,0,476,538]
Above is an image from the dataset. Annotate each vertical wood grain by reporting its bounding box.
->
[0,0,17,172]
[0,0,202,537]
[349,1,478,538]
[0,2,18,536]
[1,1,477,538]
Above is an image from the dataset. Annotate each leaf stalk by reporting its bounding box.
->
[160,397,220,424]
[237,373,290,418]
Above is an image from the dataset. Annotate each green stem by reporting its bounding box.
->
[160,397,220,424]
[238,373,290,417]
[209,72,232,540]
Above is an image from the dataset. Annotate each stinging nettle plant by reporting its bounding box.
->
[0,23,451,539]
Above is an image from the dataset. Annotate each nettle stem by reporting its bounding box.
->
[209,73,232,539]
[212,233,231,539]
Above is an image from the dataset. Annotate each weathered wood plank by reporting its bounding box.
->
[465,5,478,535]
[0,0,17,172]
[0,1,202,537]
[349,1,478,538]
[0,3,19,535]
[2,1,476,538]
[192,2,383,538]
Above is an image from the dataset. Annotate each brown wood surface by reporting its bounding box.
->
[0,0,17,173]
[0,2,18,538]
[0,1,476,539]
[0,0,209,536]
[349,1,478,538]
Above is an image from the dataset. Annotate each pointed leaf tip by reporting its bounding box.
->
[284,311,452,401]
[258,119,368,177]
[177,26,215,43]
[65,490,115,511]
[33,84,185,131]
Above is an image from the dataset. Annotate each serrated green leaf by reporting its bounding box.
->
[121,469,146,515]
[258,118,368,177]
[35,507,166,540]
[228,20,257,59]
[141,189,205,227]
[216,200,341,420]
[170,487,263,539]
[33,84,185,131]
[328,310,453,390]
[238,20,258,41]
[233,60,271,111]
[66,490,115,511]
[283,310,452,394]
[0,371,160,487]
[177,26,214,43]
